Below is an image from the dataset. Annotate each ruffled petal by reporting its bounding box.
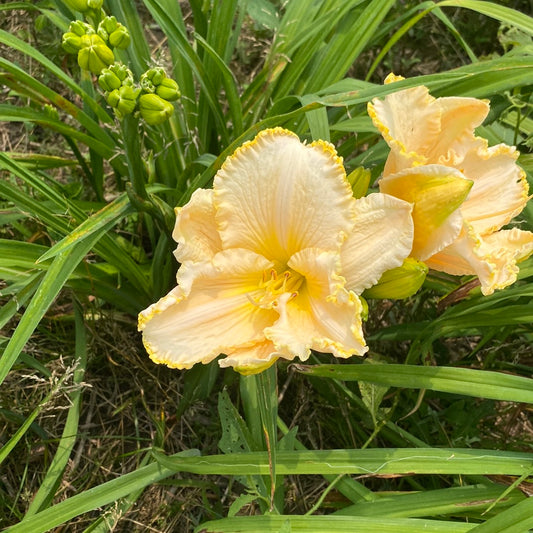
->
[219,340,280,375]
[138,249,278,369]
[264,249,367,361]
[214,128,355,265]
[368,82,435,174]
[368,75,489,174]
[426,225,533,295]
[432,97,489,166]
[379,165,472,260]
[173,188,222,264]
[458,143,530,235]
[340,193,414,293]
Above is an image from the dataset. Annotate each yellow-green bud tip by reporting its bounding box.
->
[347,167,371,199]
[155,78,180,101]
[77,34,115,74]
[139,93,174,125]
[363,258,428,300]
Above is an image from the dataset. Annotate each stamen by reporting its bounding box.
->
[248,268,303,308]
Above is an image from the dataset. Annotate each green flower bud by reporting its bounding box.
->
[87,0,103,9]
[145,67,166,86]
[62,32,83,54]
[44,104,59,121]
[107,85,140,118]
[69,20,93,37]
[109,26,131,49]
[139,93,174,125]
[98,63,134,91]
[155,77,180,101]
[77,34,115,74]
[112,62,132,82]
[139,73,156,93]
[63,0,90,12]
[347,166,371,199]
[363,258,428,300]
[98,69,121,92]
[106,89,120,108]
[97,16,118,41]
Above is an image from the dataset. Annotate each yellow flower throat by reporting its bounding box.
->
[248,268,303,308]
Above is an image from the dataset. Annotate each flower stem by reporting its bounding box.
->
[256,364,279,513]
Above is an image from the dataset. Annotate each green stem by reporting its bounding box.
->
[257,365,279,512]
[240,365,281,513]
[121,114,149,200]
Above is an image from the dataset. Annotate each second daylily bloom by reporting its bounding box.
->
[139,128,414,374]
[369,74,533,295]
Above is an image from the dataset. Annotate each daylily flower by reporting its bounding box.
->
[368,74,533,295]
[138,128,414,374]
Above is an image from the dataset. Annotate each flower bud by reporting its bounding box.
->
[77,34,115,74]
[87,0,103,9]
[347,167,371,199]
[44,104,59,121]
[145,67,166,86]
[98,63,133,92]
[97,16,118,41]
[69,20,92,37]
[108,25,130,49]
[63,0,90,12]
[107,85,140,117]
[364,258,428,300]
[98,69,122,92]
[106,89,121,108]
[139,93,174,125]
[62,32,83,54]
[155,77,180,101]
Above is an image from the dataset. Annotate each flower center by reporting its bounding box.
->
[248,268,303,308]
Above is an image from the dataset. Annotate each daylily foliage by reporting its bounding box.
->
[139,128,414,374]
[369,74,533,295]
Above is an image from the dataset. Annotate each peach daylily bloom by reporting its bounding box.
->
[368,74,533,295]
[138,128,414,374]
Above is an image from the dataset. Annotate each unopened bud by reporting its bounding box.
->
[87,0,103,9]
[98,63,133,91]
[78,34,115,74]
[69,20,92,37]
[107,85,140,118]
[139,93,174,125]
[62,32,83,54]
[145,67,166,86]
[97,16,118,41]
[364,258,428,299]
[98,70,122,92]
[44,104,59,121]
[63,0,90,12]
[155,77,180,101]
[347,167,371,199]
[109,25,130,49]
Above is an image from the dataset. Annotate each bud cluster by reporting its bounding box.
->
[62,15,129,75]
[98,65,180,125]
[61,2,180,125]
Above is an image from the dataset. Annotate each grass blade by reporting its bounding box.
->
[6,447,532,533]
[468,495,533,532]
[438,0,533,35]
[35,190,133,263]
[295,364,533,403]
[195,514,476,532]
[0,232,106,387]
[24,300,87,515]
[336,483,525,518]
